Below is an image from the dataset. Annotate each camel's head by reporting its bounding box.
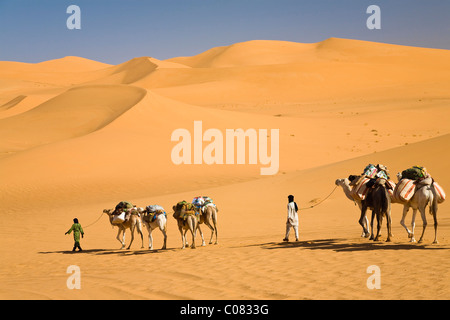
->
[103,209,113,216]
[172,203,184,217]
[131,207,145,216]
[374,178,387,188]
[335,178,350,187]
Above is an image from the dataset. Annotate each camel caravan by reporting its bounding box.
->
[336,164,446,244]
[102,197,218,250]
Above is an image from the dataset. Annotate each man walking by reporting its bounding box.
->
[283,195,299,242]
[65,218,84,251]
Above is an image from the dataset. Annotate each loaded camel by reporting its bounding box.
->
[335,177,371,237]
[362,178,393,242]
[336,176,393,241]
[103,208,144,249]
[397,173,439,243]
[173,201,199,249]
[133,207,167,250]
[193,198,219,246]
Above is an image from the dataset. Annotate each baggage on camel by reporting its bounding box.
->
[401,166,429,181]
[362,163,390,180]
[362,164,378,178]
[144,205,167,223]
[349,174,395,201]
[350,176,371,201]
[173,201,199,221]
[394,179,416,202]
[192,196,217,213]
[112,211,126,224]
[433,181,446,204]
[113,201,135,223]
[115,201,134,211]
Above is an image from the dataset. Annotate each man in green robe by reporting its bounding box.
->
[65,218,84,251]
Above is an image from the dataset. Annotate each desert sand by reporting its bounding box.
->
[0,38,449,300]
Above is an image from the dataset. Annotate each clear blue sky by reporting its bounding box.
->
[0,0,449,64]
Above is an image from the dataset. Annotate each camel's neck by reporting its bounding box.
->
[339,179,355,201]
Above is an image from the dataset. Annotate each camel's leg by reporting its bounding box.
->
[197,224,206,246]
[161,225,167,250]
[127,225,135,250]
[410,209,418,242]
[212,210,218,245]
[204,220,215,245]
[432,212,438,244]
[190,221,197,249]
[374,213,383,241]
[364,215,370,237]
[400,206,412,238]
[157,217,167,250]
[359,206,370,238]
[117,228,126,249]
[431,197,438,244]
[183,228,189,247]
[369,210,376,240]
[418,207,428,244]
[385,211,392,242]
[137,220,144,249]
[179,226,186,249]
[148,226,153,250]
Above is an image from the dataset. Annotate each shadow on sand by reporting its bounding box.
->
[38,248,178,256]
[247,238,448,253]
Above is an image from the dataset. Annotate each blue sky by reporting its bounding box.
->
[0,0,449,64]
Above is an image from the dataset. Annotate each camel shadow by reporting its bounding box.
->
[39,248,177,256]
[257,238,448,252]
[39,249,112,255]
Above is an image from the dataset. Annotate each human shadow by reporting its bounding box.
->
[39,248,177,256]
[254,238,448,253]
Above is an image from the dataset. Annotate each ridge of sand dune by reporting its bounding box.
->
[85,57,190,85]
[167,40,316,68]
[166,37,450,69]
[110,57,159,84]
[0,85,146,154]
[315,37,450,65]
[0,95,26,111]
[0,56,111,75]
[146,38,450,108]
[34,56,112,72]
[0,57,113,88]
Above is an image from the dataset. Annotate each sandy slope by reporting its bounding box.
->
[0,38,449,300]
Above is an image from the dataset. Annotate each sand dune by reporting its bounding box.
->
[146,38,450,110]
[0,85,146,154]
[0,38,448,300]
[168,40,317,68]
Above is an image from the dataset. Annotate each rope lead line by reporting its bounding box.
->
[83,211,104,229]
[298,185,338,211]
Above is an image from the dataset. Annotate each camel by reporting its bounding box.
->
[172,202,199,249]
[363,179,393,242]
[196,204,219,246]
[134,207,167,250]
[103,209,144,249]
[335,177,371,237]
[397,173,439,243]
